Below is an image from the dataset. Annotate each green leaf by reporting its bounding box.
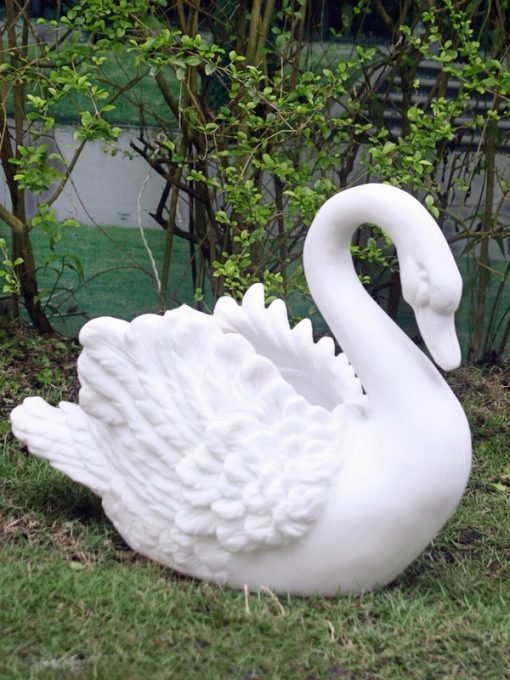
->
[186,55,201,67]
[382,141,397,154]
[424,194,440,218]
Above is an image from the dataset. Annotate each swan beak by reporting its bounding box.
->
[415,307,462,371]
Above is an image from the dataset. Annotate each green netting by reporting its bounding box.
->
[1,220,509,361]
[1,223,211,337]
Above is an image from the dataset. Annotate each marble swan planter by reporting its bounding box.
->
[11,184,472,595]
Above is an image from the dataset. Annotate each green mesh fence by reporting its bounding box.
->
[1,219,508,361]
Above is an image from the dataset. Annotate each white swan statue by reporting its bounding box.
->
[11,184,472,595]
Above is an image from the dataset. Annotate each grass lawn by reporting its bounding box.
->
[0,328,509,679]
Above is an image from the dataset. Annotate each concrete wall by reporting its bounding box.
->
[1,125,508,260]
[0,126,168,229]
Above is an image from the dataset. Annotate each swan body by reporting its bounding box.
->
[11,184,471,595]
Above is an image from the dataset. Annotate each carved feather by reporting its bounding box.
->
[11,284,365,579]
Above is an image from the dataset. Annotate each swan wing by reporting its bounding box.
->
[214,283,367,410]
[11,396,110,496]
[72,297,361,578]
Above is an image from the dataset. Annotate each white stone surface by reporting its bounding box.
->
[11,184,472,595]
[0,126,168,229]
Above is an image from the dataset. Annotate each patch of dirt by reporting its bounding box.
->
[0,322,80,424]
[447,364,510,436]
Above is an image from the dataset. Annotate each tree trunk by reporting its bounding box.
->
[13,229,54,335]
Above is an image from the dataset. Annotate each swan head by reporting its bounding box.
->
[401,258,463,371]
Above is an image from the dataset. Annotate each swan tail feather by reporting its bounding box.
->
[10,396,109,496]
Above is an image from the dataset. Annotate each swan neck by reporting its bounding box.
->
[303,185,446,410]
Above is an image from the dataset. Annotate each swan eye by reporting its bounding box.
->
[414,282,429,308]
[402,261,430,308]
[413,265,430,308]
